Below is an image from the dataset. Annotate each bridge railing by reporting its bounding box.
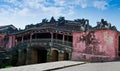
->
[16,39,72,47]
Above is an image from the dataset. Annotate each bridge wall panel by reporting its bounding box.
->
[72,30,119,61]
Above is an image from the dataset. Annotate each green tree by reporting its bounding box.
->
[58,16,65,26]
[42,18,48,24]
[50,16,56,23]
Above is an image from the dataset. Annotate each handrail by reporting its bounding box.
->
[16,39,72,47]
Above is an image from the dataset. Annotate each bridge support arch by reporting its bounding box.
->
[16,47,48,65]
[63,52,69,60]
[59,51,70,61]
[51,49,59,61]
[50,48,70,61]
[27,47,48,64]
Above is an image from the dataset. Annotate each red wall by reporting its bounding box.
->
[6,35,16,48]
[72,30,119,61]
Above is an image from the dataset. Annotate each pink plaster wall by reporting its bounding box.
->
[0,34,16,49]
[72,30,119,61]
[6,36,15,48]
[0,34,15,49]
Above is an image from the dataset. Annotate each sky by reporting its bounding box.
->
[0,0,120,30]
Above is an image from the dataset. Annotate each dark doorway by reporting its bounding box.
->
[31,48,47,64]
[118,36,120,57]
[51,50,59,61]
[11,50,18,66]
[38,49,47,63]
[64,52,69,60]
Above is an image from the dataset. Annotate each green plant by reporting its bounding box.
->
[4,66,13,68]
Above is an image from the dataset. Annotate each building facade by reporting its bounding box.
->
[0,25,18,67]
[0,18,119,67]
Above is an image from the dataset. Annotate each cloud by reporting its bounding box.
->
[18,8,29,16]
[93,0,108,10]
[54,0,65,6]
[76,0,88,8]
[54,0,88,8]
[0,0,113,29]
[0,0,75,17]
[54,0,109,10]
[0,0,110,17]
[0,0,75,28]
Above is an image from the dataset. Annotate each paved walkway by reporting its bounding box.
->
[1,61,120,71]
[54,61,120,71]
[0,61,85,71]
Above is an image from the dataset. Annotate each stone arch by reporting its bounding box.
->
[51,50,59,61]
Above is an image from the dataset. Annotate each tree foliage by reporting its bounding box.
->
[58,16,65,26]
[42,18,48,24]
[25,24,34,29]
[50,16,56,23]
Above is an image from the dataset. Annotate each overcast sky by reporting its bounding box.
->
[0,0,120,30]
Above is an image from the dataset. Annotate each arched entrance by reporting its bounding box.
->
[38,49,47,63]
[51,50,59,61]
[64,52,69,60]
[30,48,47,64]
[31,48,38,64]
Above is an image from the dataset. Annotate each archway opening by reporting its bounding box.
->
[51,50,59,61]
[64,52,69,60]
[31,48,38,64]
[38,49,47,63]
[31,48,47,64]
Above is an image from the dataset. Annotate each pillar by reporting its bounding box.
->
[51,32,53,44]
[55,33,57,42]
[17,49,22,65]
[62,35,65,44]
[22,36,24,43]
[30,33,33,43]
[26,48,31,64]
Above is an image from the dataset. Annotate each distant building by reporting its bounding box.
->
[0,25,18,67]
[0,25,18,34]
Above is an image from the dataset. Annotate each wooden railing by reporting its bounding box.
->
[16,39,72,48]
